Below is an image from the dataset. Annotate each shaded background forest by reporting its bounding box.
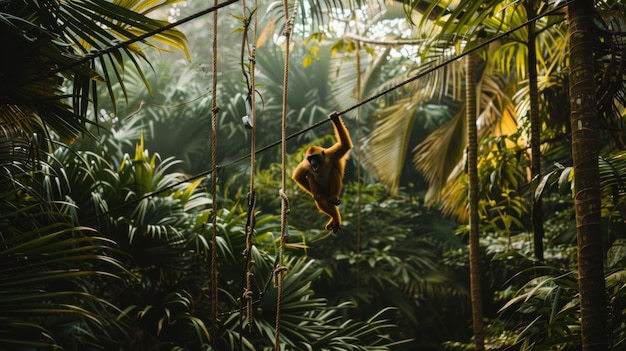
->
[1,0,626,350]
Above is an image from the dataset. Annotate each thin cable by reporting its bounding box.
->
[82,3,568,225]
[210,0,220,346]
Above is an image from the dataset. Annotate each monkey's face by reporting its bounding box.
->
[307,154,322,172]
[306,147,324,172]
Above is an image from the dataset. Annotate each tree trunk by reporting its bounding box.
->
[466,51,485,351]
[526,0,545,261]
[567,1,608,350]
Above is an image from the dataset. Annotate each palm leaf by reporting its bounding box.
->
[414,105,467,203]
[363,95,419,193]
[0,0,189,142]
[0,202,129,349]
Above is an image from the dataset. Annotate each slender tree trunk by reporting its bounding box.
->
[526,0,545,261]
[567,1,608,350]
[466,51,485,351]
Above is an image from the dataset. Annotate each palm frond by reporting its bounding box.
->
[0,0,189,142]
[363,96,419,194]
[414,106,467,204]
[0,203,129,349]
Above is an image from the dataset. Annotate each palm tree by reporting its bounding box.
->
[466,50,485,351]
[567,1,608,349]
[525,0,545,260]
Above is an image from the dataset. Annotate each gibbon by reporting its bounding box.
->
[292,112,352,232]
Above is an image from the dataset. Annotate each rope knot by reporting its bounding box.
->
[273,266,288,287]
[278,189,290,214]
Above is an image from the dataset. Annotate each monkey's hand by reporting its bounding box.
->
[329,111,340,123]
[330,197,340,206]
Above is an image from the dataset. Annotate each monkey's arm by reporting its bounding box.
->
[327,112,353,159]
[292,163,313,195]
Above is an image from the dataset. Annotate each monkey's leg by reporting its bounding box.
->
[313,196,341,232]
[327,168,343,205]
[307,176,342,232]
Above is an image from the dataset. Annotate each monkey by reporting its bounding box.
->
[292,112,352,232]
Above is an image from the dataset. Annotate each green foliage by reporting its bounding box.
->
[485,263,626,351]
[0,0,189,143]
[496,270,580,350]
[0,128,129,350]
[535,150,626,246]
[6,1,626,350]
[477,134,529,236]
[39,131,211,349]
[0,97,410,349]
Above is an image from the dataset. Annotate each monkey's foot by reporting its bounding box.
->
[325,220,341,233]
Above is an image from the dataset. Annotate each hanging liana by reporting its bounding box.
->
[274,0,297,349]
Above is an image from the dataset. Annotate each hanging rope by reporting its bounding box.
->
[247,0,259,330]
[210,0,220,346]
[274,0,296,349]
[353,9,363,299]
[238,0,259,342]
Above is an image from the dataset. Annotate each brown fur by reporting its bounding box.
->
[292,113,352,232]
